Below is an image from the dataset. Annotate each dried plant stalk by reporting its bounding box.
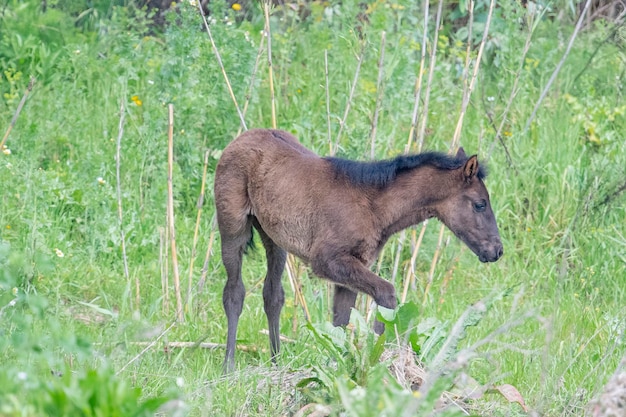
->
[167,104,183,322]
[324,50,332,151]
[196,2,247,131]
[160,227,169,315]
[401,220,428,303]
[416,0,444,150]
[405,0,430,153]
[1,77,35,151]
[186,149,210,311]
[426,0,495,305]
[114,100,130,283]
[370,31,386,160]
[237,34,266,137]
[198,214,217,295]
[332,42,365,155]
[524,0,593,132]
[263,1,277,130]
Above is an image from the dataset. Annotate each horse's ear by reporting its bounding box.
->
[456,147,467,160]
[463,155,479,182]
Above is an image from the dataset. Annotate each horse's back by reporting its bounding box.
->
[221,129,315,161]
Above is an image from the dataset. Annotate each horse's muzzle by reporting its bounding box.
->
[478,242,503,263]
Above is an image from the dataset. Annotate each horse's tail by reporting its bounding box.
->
[243,228,256,255]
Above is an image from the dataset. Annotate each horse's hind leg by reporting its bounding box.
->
[253,218,287,364]
[333,285,358,327]
[220,218,253,373]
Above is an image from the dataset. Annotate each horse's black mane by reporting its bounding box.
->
[324,152,487,187]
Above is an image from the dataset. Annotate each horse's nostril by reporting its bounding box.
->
[497,245,504,259]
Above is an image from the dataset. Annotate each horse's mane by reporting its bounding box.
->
[324,152,487,187]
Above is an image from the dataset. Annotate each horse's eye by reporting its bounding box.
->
[474,200,487,212]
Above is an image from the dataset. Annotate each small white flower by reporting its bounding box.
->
[74,49,81,54]
[2,148,11,155]
[176,377,184,387]
[97,177,106,185]
[148,80,154,85]
[17,372,27,381]
[487,96,495,102]
[55,248,65,258]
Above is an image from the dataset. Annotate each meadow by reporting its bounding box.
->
[0,0,625,415]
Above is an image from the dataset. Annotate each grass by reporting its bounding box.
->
[1,0,625,415]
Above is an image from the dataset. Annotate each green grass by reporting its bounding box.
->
[1,0,625,415]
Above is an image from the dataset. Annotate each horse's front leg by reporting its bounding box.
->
[313,252,397,334]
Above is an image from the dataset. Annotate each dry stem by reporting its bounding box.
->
[404,0,430,153]
[370,31,386,160]
[196,2,247,131]
[1,77,35,151]
[416,0,444,150]
[263,1,277,129]
[160,226,169,315]
[237,34,266,137]
[198,214,217,295]
[325,50,332,151]
[332,42,365,155]
[114,99,131,286]
[186,149,210,311]
[524,0,593,132]
[167,104,183,322]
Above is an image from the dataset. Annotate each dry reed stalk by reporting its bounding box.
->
[113,98,137,309]
[416,0,444,150]
[167,104,183,322]
[398,0,433,304]
[237,34,266,138]
[325,50,332,151]
[394,0,444,302]
[486,13,535,162]
[127,340,266,353]
[196,2,247,131]
[424,0,495,305]
[261,0,311,329]
[450,0,495,151]
[197,214,217,295]
[370,31,386,160]
[186,149,210,311]
[116,320,177,375]
[524,0,593,132]
[114,99,131,284]
[400,220,428,303]
[423,221,446,305]
[332,42,365,156]
[438,250,463,306]
[391,230,406,287]
[263,1,277,129]
[1,77,35,152]
[160,227,170,315]
[404,0,430,154]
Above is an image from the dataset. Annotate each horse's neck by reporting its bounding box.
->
[374,170,448,239]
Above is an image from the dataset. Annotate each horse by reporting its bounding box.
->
[214,129,503,372]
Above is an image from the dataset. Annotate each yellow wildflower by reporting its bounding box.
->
[232,3,242,11]
[131,95,143,106]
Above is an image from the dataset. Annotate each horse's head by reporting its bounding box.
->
[437,148,503,263]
